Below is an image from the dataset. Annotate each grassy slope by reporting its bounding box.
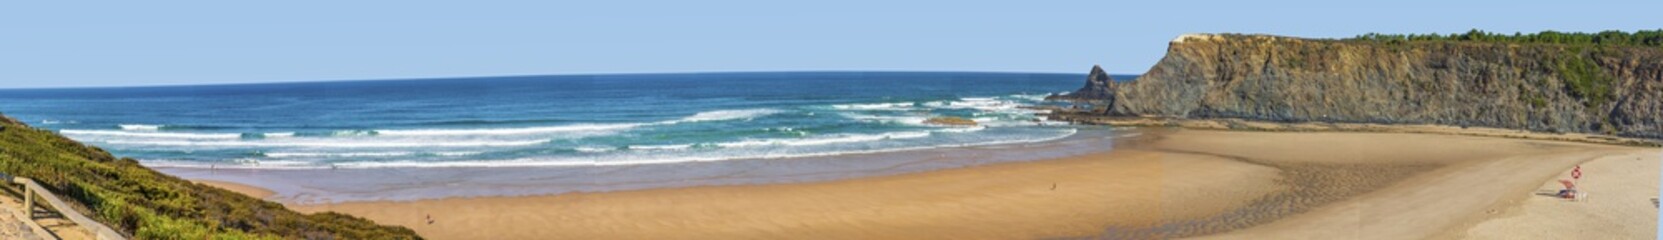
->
[0,115,420,239]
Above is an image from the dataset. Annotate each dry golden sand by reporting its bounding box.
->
[1462,151,1660,240]
[1168,131,1652,240]
[200,130,1658,239]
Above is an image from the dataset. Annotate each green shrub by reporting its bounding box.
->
[1347,29,1663,48]
[0,115,421,239]
[1555,48,1616,108]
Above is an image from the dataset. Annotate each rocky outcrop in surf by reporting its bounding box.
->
[923,116,978,126]
[1063,33,1663,139]
[1048,65,1117,104]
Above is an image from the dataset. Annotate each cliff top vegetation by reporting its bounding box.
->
[1347,29,1663,47]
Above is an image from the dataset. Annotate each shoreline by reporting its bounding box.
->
[287,131,1285,239]
[187,129,1660,239]
[192,179,276,199]
[1041,113,1662,147]
[155,128,1124,203]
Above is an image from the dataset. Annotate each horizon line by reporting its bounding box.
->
[0,69,1132,91]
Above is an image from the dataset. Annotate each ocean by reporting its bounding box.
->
[0,72,1119,169]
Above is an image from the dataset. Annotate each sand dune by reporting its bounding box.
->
[201,130,1656,239]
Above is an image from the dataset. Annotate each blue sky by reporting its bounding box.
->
[4,0,1660,88]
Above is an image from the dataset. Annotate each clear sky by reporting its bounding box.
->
[4,0,1660,88]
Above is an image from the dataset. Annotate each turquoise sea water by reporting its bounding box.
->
[0,72,1122,168]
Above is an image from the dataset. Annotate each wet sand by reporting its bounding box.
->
[156,129,1123,204]
[197,130,1658,239]
[194,180,276,199]
[293,148,1281,239]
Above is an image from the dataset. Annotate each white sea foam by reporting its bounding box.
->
[328,130,379,136]
[145,129,1081,169]
[667,109,782,123]
[375,123,640,137]
[61,129,243,139]
[767,127,810,136]
[93,92,1087,170]
[934,125,988,133]
[103,139,546,148]
[314,109,774,139]
[829,102,914,110]
[433,151,479,156]
[574,146,617,153]
[264,151,482,158]
[266,152,389,158]
[838,113,927,125]
[925,98,1020,111]
[715,131,933,148]
[627,144,693,150]
[291,129,1082,168]
[118,124,162,131]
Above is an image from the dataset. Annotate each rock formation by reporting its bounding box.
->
[924,116,978,126]
[1050,65,1117,101]
[1046,65,1120,114]
[1064,33,1663,139]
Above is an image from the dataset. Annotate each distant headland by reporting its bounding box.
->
[1052,30,1663,141]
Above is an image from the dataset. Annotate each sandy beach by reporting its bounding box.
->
[198,130,1658,239]
[1463,150,1660,239]
[194,180,276,199]
[289,147,1283,239]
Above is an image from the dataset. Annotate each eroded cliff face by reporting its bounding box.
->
[1089,34,1663,138]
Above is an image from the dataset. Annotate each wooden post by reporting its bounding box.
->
[22,183,32,219]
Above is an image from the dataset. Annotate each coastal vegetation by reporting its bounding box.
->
[1347,30,1642,110]
[0,115,420,239]
[1348,29,1663,47]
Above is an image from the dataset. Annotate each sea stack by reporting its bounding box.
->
[1046,65,1118,113]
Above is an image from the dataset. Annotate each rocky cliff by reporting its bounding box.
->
[1063,33,1663,139]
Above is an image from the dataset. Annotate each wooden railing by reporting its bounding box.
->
[8,175,126,240]
[5,197,55,240]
